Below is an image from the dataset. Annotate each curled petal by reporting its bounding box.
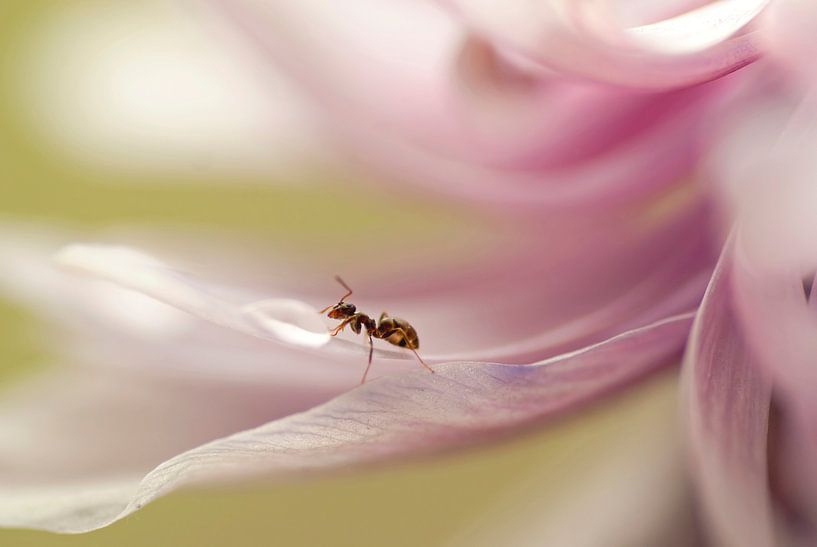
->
[0,313,693,532]
[347,90,717,208]
[0,480,139,535]
[442,0,770,88]
[449,38,724,170]
[0,364,341,532]
[705,82,817,414]
[0,222,710,380]
[696,70,817,540]
[55,244,330,349]
[682,238,774,547]
[215,0,740,208]
[764,0,817,80]
[731,238,817,415]
[0,233,363,386]
[51,243,412,364]
[50,211,708,364]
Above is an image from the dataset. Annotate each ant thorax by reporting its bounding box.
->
[349,313,376,335]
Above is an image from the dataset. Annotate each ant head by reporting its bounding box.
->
[328,302,356,319]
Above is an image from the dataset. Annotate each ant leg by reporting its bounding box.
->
[394,328,434,374]
[360,334,374,384]
[330,317,353,336]
[410,348,435,374]
[379,311,388,322]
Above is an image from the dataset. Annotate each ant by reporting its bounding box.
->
[319,276,434,384]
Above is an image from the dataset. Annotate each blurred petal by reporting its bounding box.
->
[0,313,692,532]
[346,85,720,208]
[0,217,710,376]
[705,77,817,414]
[55,243,330,349]
[764,0,817,80]
[49,242,423,365]
[215,0,740,207]
[683,238,774,547]
[731,235,817,415]
[0,366,334,482]
[0,364,339,532]
[0,233,194,340]
[210,0,459,152]
[766,403,817,545]
[0,232,363,386]
[442,0,769,88]
[48,205,711,365]
[450,37,705,168]
[706,84,817,542]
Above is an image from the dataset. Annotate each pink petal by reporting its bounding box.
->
[0,367,334,482]
[214,0,741,208]
[682,238,774,546]
[0,234,368,386]
[340,84,723,208]
[449,38,714,169]
[694,59,817,541]
[50,243,421,367]
[731,240,817,415]
[55,243,330,349]
[49,207,711,366]
[0,221,710,382]
[0,313,692,532]
[764,0,817,81]
[766,404,817,545]
[715,123,817,540]
[0,364,340,532]
[441,0,769,89]
[705,78,817,416]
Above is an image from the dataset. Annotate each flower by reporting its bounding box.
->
[684,3,817,541]
[0,0,797,543]
[0,187,706,533]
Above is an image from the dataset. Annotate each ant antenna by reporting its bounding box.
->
[319,275,354,314]
[334,275,353,302]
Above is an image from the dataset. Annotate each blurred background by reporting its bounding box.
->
[0,2,692,545]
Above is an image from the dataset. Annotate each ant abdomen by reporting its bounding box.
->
[378,316,420,350]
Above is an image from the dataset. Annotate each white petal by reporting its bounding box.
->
[55,243,330,349]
